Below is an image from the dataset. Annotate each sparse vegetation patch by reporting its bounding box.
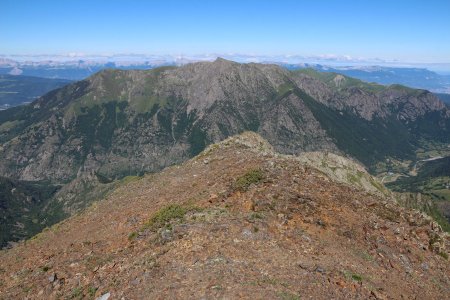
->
[145,204,188,230]
[143,204,202,231]
[235,169,264,191]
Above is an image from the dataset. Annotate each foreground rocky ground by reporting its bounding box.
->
[0,133,449,299]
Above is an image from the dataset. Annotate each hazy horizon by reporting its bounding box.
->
[2,0,450,65]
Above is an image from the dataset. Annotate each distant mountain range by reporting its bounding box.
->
[1,57,450,94]
[0,59,449,246]
[0,59,164,81]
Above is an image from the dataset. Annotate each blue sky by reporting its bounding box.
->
[1,0,450,63]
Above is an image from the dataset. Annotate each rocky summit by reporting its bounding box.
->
[0,133,448,299]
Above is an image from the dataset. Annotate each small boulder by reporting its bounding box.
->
[96,292,111,300]
[48,273,57,283]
